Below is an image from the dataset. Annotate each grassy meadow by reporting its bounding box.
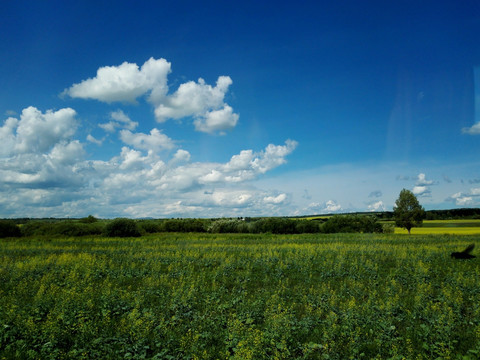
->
[1,233,480,359]
[395,220,480,235]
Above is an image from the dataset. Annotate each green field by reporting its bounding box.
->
[1,233,480,359]
[395,220,480,235]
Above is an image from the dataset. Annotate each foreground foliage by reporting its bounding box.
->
[1,233,480,359]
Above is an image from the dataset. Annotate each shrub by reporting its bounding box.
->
[321,215,383,234]
[21,221,53,236]
[20,220,105,237]
[295,220,321,233]
[138,220,162,234]
[105,218,141,237]
[208,219,250,233]
[382,223,395,234]
[0,220,21,237]
[54,221,104,236]
[250,218,298,234]
[162,219,209,232]
[79,215,98,223]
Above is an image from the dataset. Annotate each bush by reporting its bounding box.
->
[54,221,104,236]
[21,221,53,236]
[162,219,209,232]
[208,219,250,233]
[250,218,298,234]
[105,218,141,237]
[321,215,383,234]
[295,220,321,233]
[20,220,105,237]
[382,223,395,234]
[0,220,21,237]
[79,215,98,223]
[138,220,162,234]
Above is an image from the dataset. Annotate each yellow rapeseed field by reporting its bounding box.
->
[1,233,479,359]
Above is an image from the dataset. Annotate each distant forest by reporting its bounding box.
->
[372,208,480,220]
[2,208,480,223]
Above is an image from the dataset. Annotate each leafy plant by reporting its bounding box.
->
[394,189,426,234]
[104,218,141,237]
[0,220,21,237]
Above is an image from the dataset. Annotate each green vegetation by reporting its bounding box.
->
[393,189,426,234]
[5,215,390,238]
[0,220,21,238]
[1,233,480,359]
[105,218,142,237]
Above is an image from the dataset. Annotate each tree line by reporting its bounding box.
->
[0,214,391,238]
[2,189,470,238]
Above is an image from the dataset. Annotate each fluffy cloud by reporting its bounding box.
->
[251,140,298,174]
[119,128,175,153]
[99,110,138,133]
[0,129,296,217]
[264,193,287,204]
[416,173,434,186]
[471,188,480,196]
[0,107,83,192]
[305,200,342,214]
[411,173,434,197]
[412,186,430,197]
[324,200,342,213]
[171,149,191,164]
[447,188,480,206]
[447,192,474,206]
[211,191,253,207]
[154,76,232,121]
[74,139,296,216]
[154,76,239,135]
[0,106,77,156]
[367,201,385,211]
[193,105,239,134]
[1,57,298,218]
[87,134,103,145]
[462,122,480,135]
[64,57,171,103]
[65,58,239,134]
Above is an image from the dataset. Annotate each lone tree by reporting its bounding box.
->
[393,189,425,234]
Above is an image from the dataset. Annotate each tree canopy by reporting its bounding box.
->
[393,189,425,234]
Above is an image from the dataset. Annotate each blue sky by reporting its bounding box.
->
[1,0,480,218]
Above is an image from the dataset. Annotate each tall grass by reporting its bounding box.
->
[1,233,479,359]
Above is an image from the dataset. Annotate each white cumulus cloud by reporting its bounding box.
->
[119,128,175,153]
[462,122,480,135]
[416,173,434,186]
[0,106,77,156]
[171,149,191,164]
[64,57,171,103]
[447,188,480,207]
[367,201,385,212]
[1,56,302,218]
[87,134,103,145]
[194,105,239,134]
[324,200,342,213]
[65,58,240,134]
[154,76,232,121]
[305,200,342,214]
[264,193,287,204]
[412,185,430,196]
[470,187,480,196]
[99,110,138,133]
